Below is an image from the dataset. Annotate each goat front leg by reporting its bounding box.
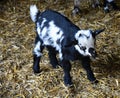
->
[81,57,98,84]
[61,59,73,86]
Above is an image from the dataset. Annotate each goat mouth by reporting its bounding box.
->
[76,45,97,60]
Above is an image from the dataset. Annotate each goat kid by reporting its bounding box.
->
[103,0,119,12]
[30,5,104,86]
[73,0,119,15]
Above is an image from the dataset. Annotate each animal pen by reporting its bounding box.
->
[0,0,120,97]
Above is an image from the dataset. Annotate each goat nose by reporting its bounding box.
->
[89,48,97,59]
[91,51,97,59]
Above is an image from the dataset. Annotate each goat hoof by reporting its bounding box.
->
[104,9,110,13]
[33,69,41,73]
[52,64,59,69]
[72,7,81,16]
[64,82,73,87]
[67,84,74,87]
[66,84,74,87]
[91,79,99,84]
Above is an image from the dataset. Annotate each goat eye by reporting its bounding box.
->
[80,46,86,51]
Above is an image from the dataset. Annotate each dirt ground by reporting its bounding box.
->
[0,0,120,98]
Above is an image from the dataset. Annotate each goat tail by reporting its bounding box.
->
[30,5,40,22]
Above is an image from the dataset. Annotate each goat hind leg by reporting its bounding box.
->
[91,0,100,8]
[72,0,81,15]
[33,37,44,73]
[47,46,59,68]
[61,60,73,86]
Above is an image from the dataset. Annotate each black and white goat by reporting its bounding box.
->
[30,5,104,86]
[73,0,119,15]
[103,0,119,12]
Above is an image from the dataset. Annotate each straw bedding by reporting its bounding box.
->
[0,0,120,97]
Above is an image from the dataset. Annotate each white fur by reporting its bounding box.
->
[107,0,113,3]
[75,30,95,57]
[36,23,41,35]
[39,21,64,48]
[41,18,47,28]
[30,5,38,22]
[75,30,94,47]
[104,6,109,10]
[34,41,42,57]
[36,20,64,60]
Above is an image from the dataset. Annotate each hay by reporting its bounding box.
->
[0,0,120,98]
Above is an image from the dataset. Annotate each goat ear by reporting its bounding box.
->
[92,28,105,37]
[62,37,78,48]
